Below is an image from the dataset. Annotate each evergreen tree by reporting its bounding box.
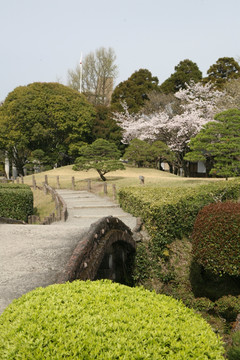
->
[185,109,240,179]
[123,139,152,167]
[160,59,202,94]
[111,69,160,113]
[204,57,240,90]
[73,139,125,181]
[92,105,123,149]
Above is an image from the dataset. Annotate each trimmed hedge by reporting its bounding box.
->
[119,180,240,244]
[0,184,33,222]
[0,183,30,189]
[119,180,240,285]
[192,201,240,276]
[0,280,224,359]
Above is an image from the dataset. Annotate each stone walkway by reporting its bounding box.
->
[0,190,136,314]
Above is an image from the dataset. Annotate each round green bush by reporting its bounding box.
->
[192,201,240,276]
[0,280,224,359]
[215,295,240,322]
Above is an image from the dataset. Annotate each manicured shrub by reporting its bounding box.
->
[215,296,240,322]
[0,184,33,222]
[0,280,224,359]
[192,201,240,276]
[0,183,30,189]
[192,297,215,313]
[119,180,240,242]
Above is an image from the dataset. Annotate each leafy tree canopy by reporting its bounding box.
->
[123,139,152,167]
[204,57,240,90]
[160,59,202,94]
[123,139,175,170]
[73,139,125,181]
[111,69,160,113]
[0,82,96,174]
[150,140,176,169]
[185,108,240,179]
[92,105,123,150]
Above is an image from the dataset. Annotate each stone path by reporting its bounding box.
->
[0,190,136,314]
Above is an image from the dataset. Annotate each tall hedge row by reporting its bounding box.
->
[0,280,225,359]
[0,184,33,222]
[118,180,240,245]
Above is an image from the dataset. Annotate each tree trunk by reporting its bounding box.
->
[97,170,106,181]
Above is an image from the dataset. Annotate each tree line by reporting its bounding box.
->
[1,47,240,179]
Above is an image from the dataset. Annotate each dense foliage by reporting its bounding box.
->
[192,201,240,276]
[118,180,240,284]
[185,109,240,178]
[0,183,33,222]
[123,139,175,169]
[0,82,96,174]
[111,68,160,113]
[227,331,240,360]
[215,295,240,322]
[204,57,240,90]
[119,180,240,241]
[0,280,224,359]
[160,59,202,94]
[92,105,123,149]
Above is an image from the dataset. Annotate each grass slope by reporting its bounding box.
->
[23,165,222,190]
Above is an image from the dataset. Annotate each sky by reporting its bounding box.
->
[1,0,240,101]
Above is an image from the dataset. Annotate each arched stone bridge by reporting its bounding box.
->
[58,216,136,285]
[0,190,138,314]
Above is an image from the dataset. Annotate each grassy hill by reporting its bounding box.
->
[23,164,222,191]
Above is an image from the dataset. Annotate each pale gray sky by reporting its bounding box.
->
[1,0,240,100]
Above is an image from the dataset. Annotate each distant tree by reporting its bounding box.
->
[160,59,202,94]
[185,109,240,179]
[0,82,95,174]
[67,47,118,106]
[111,69,160,113]
[92,105,123,149]
[25,149,53,173]
[72,139,125,181]
[204,57,240,90]
[123,139,152,167]
[150,141,176,171]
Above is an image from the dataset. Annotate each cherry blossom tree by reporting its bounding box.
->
[114,82,224,175]
[113,102,169,144]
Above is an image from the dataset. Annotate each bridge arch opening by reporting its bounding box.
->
[94,240,135,286]
[58,217,136,287]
